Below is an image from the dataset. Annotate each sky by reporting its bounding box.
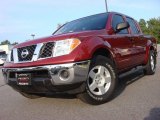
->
[0,0,160,43]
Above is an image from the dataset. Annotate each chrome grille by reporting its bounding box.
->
[39,42,55,58]
[17,45,37,62]
[10,42,55,63]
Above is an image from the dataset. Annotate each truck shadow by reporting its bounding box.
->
[144,107,160,120]
[46,93,76,99]
[112,69,145,100]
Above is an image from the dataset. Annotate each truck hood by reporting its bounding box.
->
[14,30,107,48]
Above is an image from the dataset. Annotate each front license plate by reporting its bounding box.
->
[17,73,31,85]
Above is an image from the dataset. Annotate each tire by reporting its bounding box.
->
[20,92,41,99]
[77,55,117,105]
[144,50,156,75]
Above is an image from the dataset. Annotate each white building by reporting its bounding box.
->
[0,44,13,54]
[0,44,13,65]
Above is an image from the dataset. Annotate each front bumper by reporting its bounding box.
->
[2,60,90,94]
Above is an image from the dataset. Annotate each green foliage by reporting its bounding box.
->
[0,40,18,45]
[12,42,19,45]
[0,40,11,45]
[139,18,160,44]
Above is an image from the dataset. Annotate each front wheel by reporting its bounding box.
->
[77,55,117,105]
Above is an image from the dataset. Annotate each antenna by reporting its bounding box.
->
[105,0,108,12]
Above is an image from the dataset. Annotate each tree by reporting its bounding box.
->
[0,40,18,45]
[0,40,11,45]
[12,42,18,45]
[139,17,160,43]
[147,18,160,43]
[139,19,149,34]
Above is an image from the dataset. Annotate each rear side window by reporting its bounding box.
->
[112,15,128,34]
[126,17,139,34]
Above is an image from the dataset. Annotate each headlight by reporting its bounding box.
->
[53,38,81,57]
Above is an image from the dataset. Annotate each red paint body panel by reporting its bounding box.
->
[4,12,157,72]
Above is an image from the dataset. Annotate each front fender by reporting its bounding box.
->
[74,36,115,62]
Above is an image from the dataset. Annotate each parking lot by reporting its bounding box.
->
[0,46,159,120]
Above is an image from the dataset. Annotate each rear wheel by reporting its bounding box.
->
[144,50,156,75]
[77,55,117,105]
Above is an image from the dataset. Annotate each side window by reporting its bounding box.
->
[126,17,139,34]
[112,15,128,34]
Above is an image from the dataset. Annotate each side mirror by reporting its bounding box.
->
[116,22,129,33]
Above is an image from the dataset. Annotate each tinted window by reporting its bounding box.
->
[54,14,108,35]
[112,15,128,34]
[126,17,139,34]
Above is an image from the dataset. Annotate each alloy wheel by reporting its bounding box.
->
[87,66,111,96]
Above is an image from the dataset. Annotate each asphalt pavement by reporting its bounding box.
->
[0,46,159,120]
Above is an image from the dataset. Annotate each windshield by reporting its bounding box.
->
[54,13,108,35]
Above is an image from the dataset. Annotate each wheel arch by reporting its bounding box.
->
[91,47,117,67]
[144,39,157,64]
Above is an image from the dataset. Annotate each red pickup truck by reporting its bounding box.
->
[2,12,157,105]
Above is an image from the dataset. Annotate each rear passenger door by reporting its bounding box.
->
[126,17,146,65]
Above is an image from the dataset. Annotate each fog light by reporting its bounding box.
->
[59,69,70,81]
